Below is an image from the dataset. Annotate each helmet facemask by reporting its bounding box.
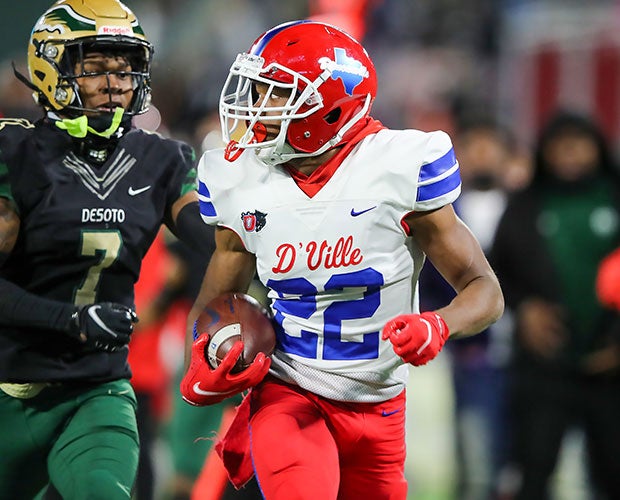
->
[35,35,152,117]
[220,53,326,165]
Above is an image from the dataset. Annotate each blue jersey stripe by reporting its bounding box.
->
[417,168,461,202]
[199,199,217,217]
[198,180,211,198]
[418,148,457,182]
[251,20,312,56]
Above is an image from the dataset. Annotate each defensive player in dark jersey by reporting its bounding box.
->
[0,1,216,498]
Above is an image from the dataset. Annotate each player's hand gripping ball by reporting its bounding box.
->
[194,292,276,373]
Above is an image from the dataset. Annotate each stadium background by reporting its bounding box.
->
[2,1,617,499]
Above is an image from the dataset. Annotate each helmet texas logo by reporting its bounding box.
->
[319,48,370,96]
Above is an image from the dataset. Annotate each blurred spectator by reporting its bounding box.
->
[159,235,215,500]
[419,115,520,500]
[490,110,620,500]
[130,230,176,500]
[451,116,517,500]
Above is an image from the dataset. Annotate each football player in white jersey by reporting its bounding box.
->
[181,20,504,499]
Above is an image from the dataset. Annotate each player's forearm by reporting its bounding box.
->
[170,201,216,257]
[0,277,75,332]
[435,273,504,338]
[183,248,256,370]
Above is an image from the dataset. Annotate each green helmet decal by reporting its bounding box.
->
[34,5,97,35]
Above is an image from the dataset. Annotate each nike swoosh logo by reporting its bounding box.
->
[192,382,237,397]
[115,482,132,496]
[128,185,151,196]
[415,318,433,355]
[350,206,377,217]
[87,305,118,337]
[381,408,402,417]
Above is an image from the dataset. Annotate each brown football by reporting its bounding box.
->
[194,292,276,373]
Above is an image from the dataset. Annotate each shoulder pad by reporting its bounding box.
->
[0,119,35,160]
[0,118,34,133]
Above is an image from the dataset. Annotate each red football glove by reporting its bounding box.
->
[382,311,450,366]
[180,333,271,406]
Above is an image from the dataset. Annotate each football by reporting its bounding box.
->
[194,292,276,373]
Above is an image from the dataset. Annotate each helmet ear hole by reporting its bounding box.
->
[324,107,341,125]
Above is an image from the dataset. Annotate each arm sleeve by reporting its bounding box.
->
[0,277,75,332]
[169,143,198,202]
[170,201,216,260]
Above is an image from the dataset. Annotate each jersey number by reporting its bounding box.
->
[267,268,383,361]
[73,230,123,305]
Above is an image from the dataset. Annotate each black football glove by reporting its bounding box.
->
[67,303,138,352]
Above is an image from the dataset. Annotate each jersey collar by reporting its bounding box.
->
[284,118,385,197]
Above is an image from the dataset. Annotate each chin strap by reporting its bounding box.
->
[55,107,125,139]
[12,61,126,140]
[12,61,41,94]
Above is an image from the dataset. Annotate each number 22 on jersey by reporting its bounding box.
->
[267,267,383,361]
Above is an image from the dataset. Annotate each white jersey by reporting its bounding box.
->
[197,128,460,402]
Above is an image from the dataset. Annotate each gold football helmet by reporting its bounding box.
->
[28,0,153,116]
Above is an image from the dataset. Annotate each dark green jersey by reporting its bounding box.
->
[0,118,197,383]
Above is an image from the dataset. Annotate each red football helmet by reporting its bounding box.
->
[219,20,377,165]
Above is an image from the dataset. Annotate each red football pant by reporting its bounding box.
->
[249,378,408,499]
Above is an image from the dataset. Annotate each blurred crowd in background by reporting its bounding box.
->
[2,1,620,499]
[7,0,620,160]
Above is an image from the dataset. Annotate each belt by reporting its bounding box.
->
[0,382,49,399]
